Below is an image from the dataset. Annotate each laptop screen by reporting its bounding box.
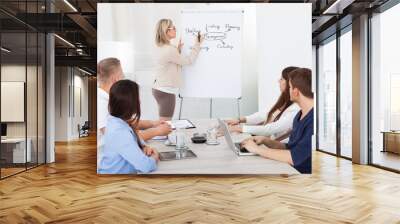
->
[1,123,7,137]
[217,119,236,150]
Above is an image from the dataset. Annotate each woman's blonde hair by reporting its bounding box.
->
[155,19,173,47]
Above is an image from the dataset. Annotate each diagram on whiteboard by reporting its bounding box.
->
[185,23,241,51]
[180,10,243,99]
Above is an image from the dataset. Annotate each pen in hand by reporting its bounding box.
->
[197,31,201,42]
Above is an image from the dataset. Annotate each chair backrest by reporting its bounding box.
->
[82,121,90,130]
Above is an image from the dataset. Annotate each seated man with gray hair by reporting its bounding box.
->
[97,57,172,146]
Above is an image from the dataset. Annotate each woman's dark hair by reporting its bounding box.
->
[266,66,299,123]
[109,79,143,149]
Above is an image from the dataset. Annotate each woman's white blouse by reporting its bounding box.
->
[242,103,300,141]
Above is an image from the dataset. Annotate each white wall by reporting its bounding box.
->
[1,76,24,123]
[55,67,68,141]
[72,74,89,138]
[54,67,89,141]
[257,4,312,149]
[256,4,312,111]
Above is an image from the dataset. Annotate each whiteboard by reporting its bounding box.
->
[180,10,243,98]
[1,82,25,122]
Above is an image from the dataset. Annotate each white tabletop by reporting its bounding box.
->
[1,138,27,144]
[146,119,299,175]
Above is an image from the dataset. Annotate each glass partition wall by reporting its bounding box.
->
[370,3,400,172]
[339,28,352,159]
[0,2,46,179]
[317,35,337,155]
[316,27,353,159]
[315,1,400,172]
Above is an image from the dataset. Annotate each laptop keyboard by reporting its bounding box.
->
[235,143,250,153]
[239,147,250,153]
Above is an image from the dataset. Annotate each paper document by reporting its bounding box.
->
[152,135,168,140]
[166,119,196,129]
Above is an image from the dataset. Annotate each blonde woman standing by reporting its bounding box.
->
[153,19,204,121]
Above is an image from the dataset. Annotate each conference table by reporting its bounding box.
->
[146,119,300,175]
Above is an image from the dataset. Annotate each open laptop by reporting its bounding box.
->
[217,119,256,156]
[1,123,7,140]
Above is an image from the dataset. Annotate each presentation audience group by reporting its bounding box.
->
[97,19,313,174]
[97,58,314,174]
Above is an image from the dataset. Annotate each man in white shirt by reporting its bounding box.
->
[97,57,172,144]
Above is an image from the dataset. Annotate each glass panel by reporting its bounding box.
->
[318,37,337,154]
[371,4,400,171]
[27,31,38,169]
[38,33,45,165]
[340,29,352,158]
[0,1,46,178]
[1,30,27,177]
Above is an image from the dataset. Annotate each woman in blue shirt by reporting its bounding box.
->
[98,80,159,174]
